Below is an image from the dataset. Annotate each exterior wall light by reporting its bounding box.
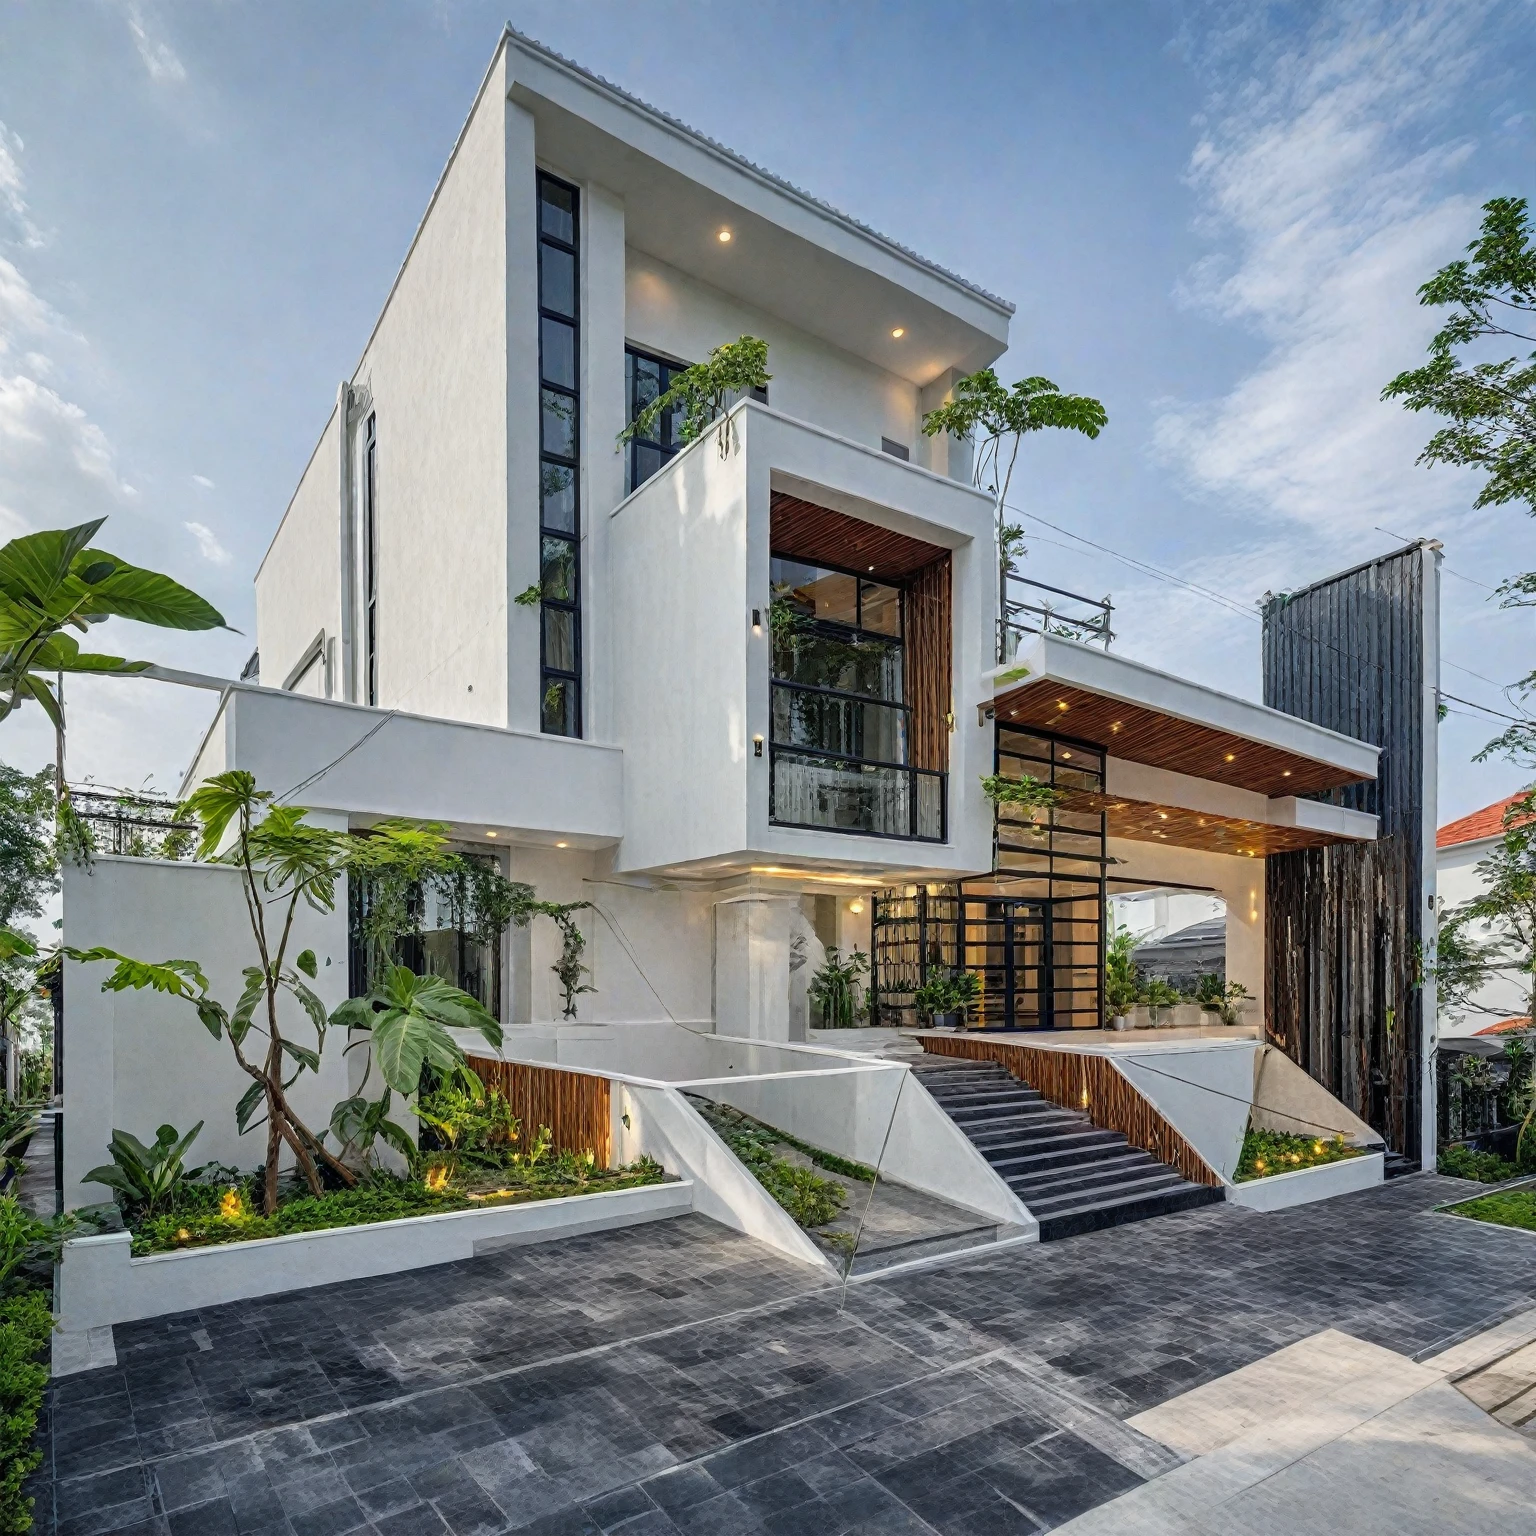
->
[753,734,764,758]
[849,899,864,914]
[751,608,762,631]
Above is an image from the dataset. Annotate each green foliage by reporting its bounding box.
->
[1104,925,1139,1018]
[980,773,1063,811]
[0,764,56,928]
[415,1081,521,1161]
[689,1099,854,1229]
[513,583,542,608]
[0,1289,52,1534]
[1383,197,1536,765]
[0,518,228,734]
[756,1161,845,1228]
[1445,1187,1536,1233]
[920,368,1107,570]
[83,1122,206,1217]
[1195,974,1252,1027]
[128,1159,666,1255]
[1234,1128,1363,1182]
[808,946,870,1029]
[913,970,981,1022]
[618,335,771,456]
[1138,976,1183,1010]
[1437,1144,1520,1183]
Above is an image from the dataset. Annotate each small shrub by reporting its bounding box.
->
[0,1290,51,1535]
[1234,1128,1364,1182]
[759,1162,845,1228]
[1447,1189,1536,1234]
[1437,1144,1519,1183]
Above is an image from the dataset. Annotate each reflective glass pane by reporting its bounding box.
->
[770,751,921,838]
[541,535,576,602]
[628,352,661,425]
[540,243,576,317]
[772,686,907,764]
[540,317,576,390]
[542,676,578,736]
[771,628,902,702]
[859,581,902,637]
[631,443,662,491]
[541,463,576,533]
[541,389,576,459]
[539,181,575,242]
[543,607,576,673]
[770,559,858,628]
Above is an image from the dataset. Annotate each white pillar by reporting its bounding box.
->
[715,895,798,1041]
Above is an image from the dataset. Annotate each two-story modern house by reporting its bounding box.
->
[157,29,1435,1178]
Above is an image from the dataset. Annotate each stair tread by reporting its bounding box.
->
[1013,1168,1187,1211]
[1007,1156,1165,1195]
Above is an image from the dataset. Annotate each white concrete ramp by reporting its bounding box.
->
[1058,1320,1536,1534]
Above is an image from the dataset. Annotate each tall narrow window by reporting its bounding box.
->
[363,412,379,707]
[537,172,581,737]
[625,346,687,494]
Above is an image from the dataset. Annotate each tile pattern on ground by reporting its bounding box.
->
[32,1173,1536,1536]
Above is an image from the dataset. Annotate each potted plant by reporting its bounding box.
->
[1104,925,1139,1030]
[914,970,981,1029]
[1195,974,1253,1027]
[808,947,870,1030]
[1139,976,1182,1028]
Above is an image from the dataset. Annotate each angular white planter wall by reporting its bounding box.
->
[1226,1152,1384,1211]
[57,1180,693,1338]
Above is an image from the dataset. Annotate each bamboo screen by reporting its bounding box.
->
[907,554,953,774]
[465,1057,612,1167]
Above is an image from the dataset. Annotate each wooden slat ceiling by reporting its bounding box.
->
[770,492,948,580]
[1053,790,1357,857]
[993,679,1371,797]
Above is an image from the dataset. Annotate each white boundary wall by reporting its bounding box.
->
[1226,1152,1385,1212]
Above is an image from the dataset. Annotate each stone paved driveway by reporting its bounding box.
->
[32,1175,1536,1536]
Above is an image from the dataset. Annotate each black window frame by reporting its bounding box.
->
[363,412,379,707]
[624,345,688,494]
[537,171,582,738]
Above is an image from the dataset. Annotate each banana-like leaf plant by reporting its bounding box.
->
[82,1122,205,1217]
[0,518,229,732]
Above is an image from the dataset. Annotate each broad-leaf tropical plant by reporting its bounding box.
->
[617,335,771,458]
[921,369,1107,621]
[0,518,228,734]
[82,1122,205,1217]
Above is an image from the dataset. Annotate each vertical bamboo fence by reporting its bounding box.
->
[465,1057,612,1168]
[923,1036,1221,1187]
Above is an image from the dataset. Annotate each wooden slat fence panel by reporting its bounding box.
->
[923,1037,1222,1187]
[465,1057,611,1167]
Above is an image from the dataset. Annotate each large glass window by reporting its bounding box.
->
[363,413,378,706]
[768,556,943,841]
[538,172,581,737]
[625,347,687,494]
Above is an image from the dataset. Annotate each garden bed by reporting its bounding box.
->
[1233,1129,1367,1182]
[1440,1184,1536,1234]
[127,1157,665,1255]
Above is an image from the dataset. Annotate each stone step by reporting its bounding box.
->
[1007,1152,1170,1204]
[1018,1165,1190,1215]
[987,1136,1143,1177]
[1035,1181,1225,1242]
[977,1126,1128,1161]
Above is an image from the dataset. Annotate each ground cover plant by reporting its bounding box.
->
[686,1096,868,1230]
[1233,1127,1365,1182]
[1444,1186,1536,1234]
[1437,1144,1521,1183]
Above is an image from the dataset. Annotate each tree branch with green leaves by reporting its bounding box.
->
[617,336,770,459]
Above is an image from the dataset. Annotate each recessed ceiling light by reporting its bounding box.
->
[1224,753,1235,762]
[485,830,498,838]
[717,229,732,243]
[555,841,568,848]
[1282,770,1292,777]
[1056,701,1069,711]
[891,327,905,338]
[1062,751,1072,760]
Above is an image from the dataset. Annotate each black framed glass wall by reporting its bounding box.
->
[363,413,378,707]
[768,555,944,842]
[625,347,687,494]
[537,172,581,737]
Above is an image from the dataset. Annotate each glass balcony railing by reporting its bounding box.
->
[770,748,946,842]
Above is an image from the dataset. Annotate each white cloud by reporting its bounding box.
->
[0,122,43,248]
[185,520,232,566]
[125,4,187,86]
[191,473,214,489]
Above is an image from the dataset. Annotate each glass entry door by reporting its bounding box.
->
[964,895,1051,1030]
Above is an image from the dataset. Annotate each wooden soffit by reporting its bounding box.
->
[993,679,1371,798]
[1090,794,1351,857]
[770,492,948,581]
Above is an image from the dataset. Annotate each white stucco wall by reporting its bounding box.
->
[62,857,351,1210]
[626,249,921,461]
[1436,837,1529,1034]
[1107,836,1266,1022]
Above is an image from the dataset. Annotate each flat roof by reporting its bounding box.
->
[990,635,1379,798]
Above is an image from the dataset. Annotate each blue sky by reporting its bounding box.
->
[0,0,1532,818]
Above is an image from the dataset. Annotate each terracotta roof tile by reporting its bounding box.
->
[1437,793,1534,849]
[1473,1016,1533,1035]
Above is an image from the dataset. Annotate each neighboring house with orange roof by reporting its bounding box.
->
[1437,792,1534,1037]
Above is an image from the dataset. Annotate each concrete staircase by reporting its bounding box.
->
[913,1055,1225,1240]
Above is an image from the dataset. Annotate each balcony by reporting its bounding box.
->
[609,400,996,877]
[998,567,1113,663]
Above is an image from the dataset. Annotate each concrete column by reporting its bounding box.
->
[715,894,799,1041]
[917,367,974,484]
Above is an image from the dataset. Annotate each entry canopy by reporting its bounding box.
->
[988,635,1379,800]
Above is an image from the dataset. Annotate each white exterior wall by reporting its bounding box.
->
[257,410,344,695]
[62,857,350,1210]
[1436,837,1529,1035]
[1107,836,1266,1023]
[626,250,921,460]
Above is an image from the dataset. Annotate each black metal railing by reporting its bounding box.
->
[769,747,946,843]
[998,568,1113,663]
[67,786,198,860]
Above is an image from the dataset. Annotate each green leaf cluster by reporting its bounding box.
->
[807,946,869,1030]
[617,335,770,454]
[82,1122,206,1217]
[1436,1144,1521,1183]
[1233,1128,1362,1183]
[913,969,981,1021]
[0,518,228,733]
[0,1289,52,1534]
[980,773,1063,811]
